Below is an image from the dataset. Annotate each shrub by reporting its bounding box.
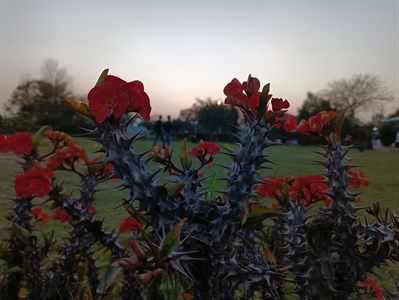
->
[380,123,396,146]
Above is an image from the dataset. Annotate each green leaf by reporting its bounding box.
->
[32,126,51,151]
[62,96,94,120]
[256,83,270,120]
[205,170,218,200]
[121,198,150,227]
[168,182,185,199]
[257,227,273,245]
[161,218,187,256]
[96,261,122,294]
[179,138,192,170]
[242,208,282,228]
[12,223,31,246]
[95,69,109,86]
[334,109,346,141]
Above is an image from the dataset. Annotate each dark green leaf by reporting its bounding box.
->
[12,223,31,246]
[168,182,185,199]
[205,170,218,200]
[62,96,94,120]
[334,109,346,141]
[179,138,192,170]
[95,69,109,86]
[257,83,270,120]
[32,126,50,151]
[243,208,282,228]
[161,218,187,256]
[96,261,122,294]
[121,198,150,227]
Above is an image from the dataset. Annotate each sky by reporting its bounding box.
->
[0,0,398,122]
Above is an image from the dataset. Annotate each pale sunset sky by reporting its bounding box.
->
[1,0,398,121]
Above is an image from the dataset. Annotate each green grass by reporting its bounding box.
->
[1,138,398,238]
[1,138,398,294]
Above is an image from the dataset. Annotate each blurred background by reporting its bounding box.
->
[1,0,398,147]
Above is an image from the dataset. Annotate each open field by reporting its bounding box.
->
[1,138,398,294]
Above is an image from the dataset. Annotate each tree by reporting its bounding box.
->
[297,92,332,121]
[321,73,393,121]
[178,98,239,141]
[3,59,91,132]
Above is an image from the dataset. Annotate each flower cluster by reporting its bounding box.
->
[223,75,262,109]
[95,163,115,179]
[256,175,331,207]
[347,170,370,188]
[88,74,151,123]
[0,132,33,155]
[44,130,75,149]
[14,167,54,198]
[188,140,220,158]
[296,111,337,135]
[50,208,73,224]
[31,207,49,224]
[223,75,297,132]
[224,75,292,113]
[47,143,88,170]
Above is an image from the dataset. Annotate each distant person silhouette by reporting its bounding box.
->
[153,115,165,148]
[163,115,173,146]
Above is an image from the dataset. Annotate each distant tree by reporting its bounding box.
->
[178,98,239,141]
[3,59,91,133]
[297,92,332,120]
[321,73,393,121]
[379,124,396,146]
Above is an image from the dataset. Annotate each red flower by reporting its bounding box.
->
[14,167,54,198]
[308,115,324,133]
[224,78,248,106]
[0,135,10,153]
[31,207,49,224]
[296,119,311,135]
[315,111,337,125]
[47,143,88,170]
[347,170,370,188]
[120,216,142,233]
[288,175,329,206]
[8,132,33,155]
[256,177,285,199]
[45,130,74,148]
[271,98,290,112]
[88,79,129,123]
[248,92,261,110]
[95,163,114,178]
[51,208,73,223]
[89,205,97,214]
[223,76,264,110]
[188,140,220,157]
[242,74,260,97]
[88,75,151,123]
[359,278,384,300]
[282,114,297,132]
[296,111,337,135]
[124,79,152,121]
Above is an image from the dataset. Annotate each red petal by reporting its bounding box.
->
[223,78,242,96]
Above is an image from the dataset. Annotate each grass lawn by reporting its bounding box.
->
[0,137,398,293]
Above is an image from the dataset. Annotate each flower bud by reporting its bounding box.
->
[136,271,153,284]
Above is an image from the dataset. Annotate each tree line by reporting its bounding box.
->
[1,59,397,146]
